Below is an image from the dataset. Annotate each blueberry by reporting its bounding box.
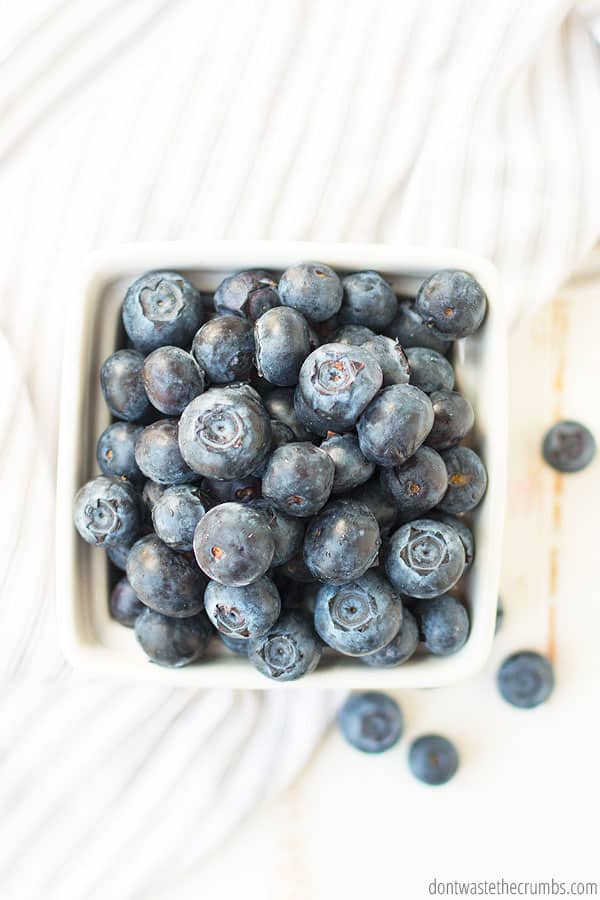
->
[100,349,151,422]
[333,324,376,346]
[361,335,410,387]
[262,442,334,517]
[135,607,213,667]
[497,651,554,708]
[127,534,205,617]
[349,477,398,536]
[384,518,465,599]
[438,446,487,514]
[314,570,402,656]
[542,420,596,473]
[406,347,455,394]
[96,422,143,483]
[248,609,322,681]
[152,485,210,551]
[293,388,331,437]
[495,597,504,633]
[384,299,451,354]
[296,343,383,433]
[142,480,168,516]
[107,537,136,571]
[214,269,279,320]
[432,513,474,569]
[193,502,274,586]
[415,269,486,340]
[204,575,281,640]
[278,552,318,584]
[110,576,145,627]
[426,390,474,450]
[263,387,313,441]
[409,734,459,785]
[251,420,295,478]
[122,270,204,353]
[279,262,343,322]
[320,433,375,494]
[191,315,255,384]
[255,307,311,386]
[417,594,469,655]
[339,271,397,330]
[356,384,434,467]
[303,500,381,585]
[248,499,304,566]
[219,632,249,655]
[178,387,270,480]
[201,475,261,505]
[380,446,448,519]
[361,609,419,667]
[337,692,403,753]
[135,419,196,485]
[74,475,142,548]
[142,346,205,415]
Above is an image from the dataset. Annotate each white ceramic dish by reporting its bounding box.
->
[56,241,506,689]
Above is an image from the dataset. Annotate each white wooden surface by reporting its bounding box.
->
[150,253,600,899]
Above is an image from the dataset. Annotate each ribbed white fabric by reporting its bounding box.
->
[0,2,598,898]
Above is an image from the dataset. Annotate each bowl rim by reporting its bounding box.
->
[56,240,507,689]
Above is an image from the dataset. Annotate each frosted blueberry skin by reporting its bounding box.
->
[293,388,331,437]
[338,692,403,753]
[384,299,451,354]
[74,475,142,548]
[409,735,459,785]
[135,608,213,667]
[248,499,305,566]
[438,446,488,514]
[417,594,469,656]
[96,422,143,483]
[193,502,274,586]
[135,419,197,485]
[219,632,249,655]
[122,270,204,353]
[279,261,343,322]
[339,271,398,330]
[320,433,375,494]
[178,387,271,480]
[127,534,206,618]
[361,335,410,386]
[384,517,465,599]
[357,384,434,468]
[262,442,335,518]
[497,651,554,708]
[296,343,383,433]
[349,477,398,536]
[204,576,281,641]
[248,609,322,681]
[380,446,448,520]
[427,390,475,451]
[107,537,136,571]
[415,269,486,340]
[152,485,210,551]
[303,500,381,585]
[361,608,419,667]
[541,420,596,473]
[314,570,403,656]
[254,306,311,387]
[142,346,205,416]
[213,269,279,320]
[432,512,475,570]
[406,346,455,394]
[250,420,295,478]
[263,387,313,441]
[110,576,145,627]
[142,480,168,517]
[191,315,255,384]
[333,324,376,346]
[100,349,151,422]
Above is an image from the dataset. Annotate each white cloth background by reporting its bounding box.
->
[0,1,598,898]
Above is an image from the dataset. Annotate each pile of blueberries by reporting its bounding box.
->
[74,262,490,681]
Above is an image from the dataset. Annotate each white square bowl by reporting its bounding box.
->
[56,241,506,689]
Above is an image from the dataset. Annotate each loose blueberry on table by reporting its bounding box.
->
[74,262,489,679]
